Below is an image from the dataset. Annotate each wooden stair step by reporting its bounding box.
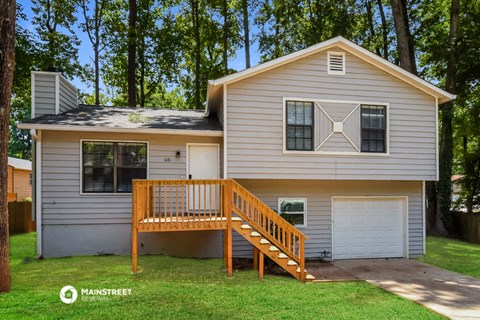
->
[296,267,307,273]
[269,246,279,252]
[231,217,242,222]
[250,231,261,237]
[259,239,270,245]
[306,274,316,280]
[287,260,297,266]
[278,253,288,259]
[241,224,252,229]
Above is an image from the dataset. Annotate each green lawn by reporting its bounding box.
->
[418,236,480,279]
[0,233,443,320]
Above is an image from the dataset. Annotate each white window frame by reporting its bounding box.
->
[278,197,307,228]
[282,97,390,157]
[79,139,150,196]
[327,51,346,75]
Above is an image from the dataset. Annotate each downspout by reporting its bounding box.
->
[31,129,42,258]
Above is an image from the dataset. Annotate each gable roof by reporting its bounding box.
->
[18,105,223,136]
[206,36,455,115]
[8,157,32,171]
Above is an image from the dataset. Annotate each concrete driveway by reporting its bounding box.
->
[331,259,480,320]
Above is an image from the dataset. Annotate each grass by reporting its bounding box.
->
[418,236,480,279]
[0,233,443,320]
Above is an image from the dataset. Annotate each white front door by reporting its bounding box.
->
[187,144,219,213]
[332,197,406,260]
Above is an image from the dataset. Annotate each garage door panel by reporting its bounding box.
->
[333,198,405,260]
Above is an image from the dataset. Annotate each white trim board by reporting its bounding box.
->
[422,181,426,255]
[54,74,60,115]
[34,130,42,257]
[17,124,224,137]
[31,72,36,118]
[223,84,228,179]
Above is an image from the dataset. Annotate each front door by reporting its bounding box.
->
[187,144,220,213]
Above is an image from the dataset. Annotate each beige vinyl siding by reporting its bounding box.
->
[232,179,424,258]
[226,47,436,180]
[41,130,223,225]
[58,76,77,113]
[33,74,56,117]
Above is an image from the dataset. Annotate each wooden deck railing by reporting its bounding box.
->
[132,179,307,280]
[230,181,307,269]
[132,179,229,232]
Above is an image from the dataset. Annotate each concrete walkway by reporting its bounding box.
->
[332,259,480,320]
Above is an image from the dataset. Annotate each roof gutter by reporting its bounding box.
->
[18,124,224,137]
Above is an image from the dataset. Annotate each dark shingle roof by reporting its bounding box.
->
[23,105,222,131]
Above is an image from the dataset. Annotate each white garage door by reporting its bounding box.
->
[333,197,406,260]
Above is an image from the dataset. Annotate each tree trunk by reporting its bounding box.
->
[94,43,100,106]
[128,0,137,108]
[222,0,228,74]
[463,136,474,213]
[390,0,416,74]
[139,37,145,108]
[192,0,201,110]
[366,0,381,56]
[94,0,100,106]
[376,0,389,60]
[0,0,16,293]
[437,0,460,234]
[426,180,437,234]
[242,0,250,69]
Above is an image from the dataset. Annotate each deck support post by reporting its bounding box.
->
[300,238,306,283]
[132,181,139,274]
[223,230,228,268]
[132,225,137,273]
[253,247,259,270]
[224,180,233,277]
[258,251,264,281]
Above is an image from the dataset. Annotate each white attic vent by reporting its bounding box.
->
[327,51,345,75]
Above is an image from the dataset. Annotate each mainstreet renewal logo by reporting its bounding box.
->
[59,286,132,304]
[59,286,78,304]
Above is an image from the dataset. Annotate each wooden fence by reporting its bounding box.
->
[453,212,480,244]
[9,202,35,235]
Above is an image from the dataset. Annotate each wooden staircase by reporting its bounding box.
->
[132,179,314,282]
[229,180,315,282]
[231,217,315,281]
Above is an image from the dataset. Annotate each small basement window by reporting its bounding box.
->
[82,141,147,193]
[327,51,346,75]
[278,198,307,227]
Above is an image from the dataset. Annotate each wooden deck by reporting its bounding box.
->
[131,179,312,282]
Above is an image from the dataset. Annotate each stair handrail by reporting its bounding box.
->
[229,180,307,274]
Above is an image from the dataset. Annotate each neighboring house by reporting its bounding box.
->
[19,37,455,280]
[452,175,463,203]
[7,157,32,202]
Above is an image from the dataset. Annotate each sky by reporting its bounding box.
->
[18,0,261,94]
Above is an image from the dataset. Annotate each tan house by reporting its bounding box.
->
[19,37,455,282]
[8,157,32,202]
